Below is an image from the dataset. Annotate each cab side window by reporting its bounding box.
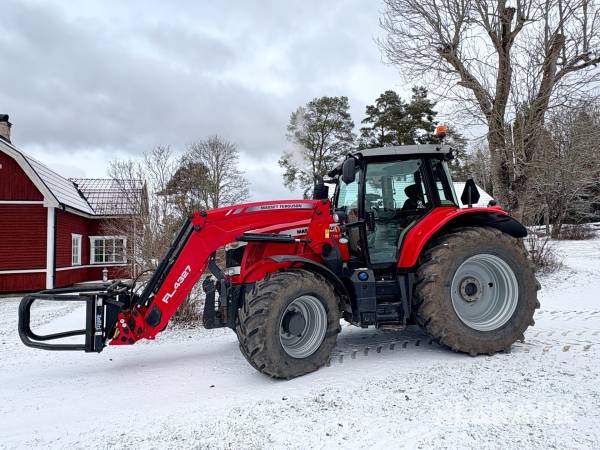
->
[364,159,429,213]
[337,177,359,209]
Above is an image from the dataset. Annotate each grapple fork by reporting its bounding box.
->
[18,282,129,352]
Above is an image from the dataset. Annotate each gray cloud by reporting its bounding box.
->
[0,0,404,199]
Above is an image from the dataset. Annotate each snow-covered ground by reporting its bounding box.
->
[1,238,600,449]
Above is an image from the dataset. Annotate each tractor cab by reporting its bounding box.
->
[329,144,458,269]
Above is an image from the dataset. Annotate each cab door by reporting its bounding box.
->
[334,166,369,265]
[363,158,431,266]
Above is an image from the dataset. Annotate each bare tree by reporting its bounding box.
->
[379,0,600,218]
[107,145,179,275]
[528,102,600,236]
[184,136,249,209]
[160,160,209,216]
[462,143,495,193]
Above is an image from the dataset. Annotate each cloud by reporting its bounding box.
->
[0,0,405,200]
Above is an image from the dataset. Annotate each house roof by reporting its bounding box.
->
[25,154,96,214]
[0,138,144,217]
[71,178,145,215]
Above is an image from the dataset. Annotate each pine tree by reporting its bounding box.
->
[359,90,406,148]
[279,96,355,197]
[359,87,438,147]
[442,126,470,180]
[406,86,437,143]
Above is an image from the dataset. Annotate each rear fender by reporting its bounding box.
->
[398,207,527,268]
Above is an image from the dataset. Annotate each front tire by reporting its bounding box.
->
[414,227,540,355]
[236,270,340,379]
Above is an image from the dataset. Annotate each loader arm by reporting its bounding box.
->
[110,199,330,345]
[18,199,333,352]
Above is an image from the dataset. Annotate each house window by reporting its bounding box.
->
[90,236,127,264]
[71,234,82,266]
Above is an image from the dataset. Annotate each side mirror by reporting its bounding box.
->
[312,176,329,200]
[342,157,356,184]
[460,179,481,207]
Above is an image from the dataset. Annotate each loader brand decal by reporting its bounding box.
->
[279,227,308,236]
[245,203,314,212]
[161,265,192,304]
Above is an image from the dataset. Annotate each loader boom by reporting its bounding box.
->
[110,199,333,346]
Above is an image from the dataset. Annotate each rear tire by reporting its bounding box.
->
[236,269,340,379]
[414,227,540,355]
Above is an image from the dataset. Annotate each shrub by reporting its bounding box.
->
[525,234,562,274]
[131,270,204,326]
[558,223,596,240]
[171,284,204,325]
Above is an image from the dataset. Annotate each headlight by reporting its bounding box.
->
[225,241,247,272]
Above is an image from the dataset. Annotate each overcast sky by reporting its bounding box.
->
[1,0,411,200]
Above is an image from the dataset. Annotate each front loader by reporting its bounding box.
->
[19,139,540,379]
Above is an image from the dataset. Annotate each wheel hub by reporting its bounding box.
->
[282,309,306,337]
[279,295,327,359]
[459,277,482,302]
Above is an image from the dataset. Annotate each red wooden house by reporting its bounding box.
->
[0,115,146,293]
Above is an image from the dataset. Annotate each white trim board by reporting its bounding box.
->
[46,207,55,289]
[0,268,46,275]
[0,264,128,274]
[0,200,44,205]
[55,263,128,272]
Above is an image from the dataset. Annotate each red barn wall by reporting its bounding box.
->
[0,150,47,292]
[0,151,43,201]
[53,212,132,288]
[0,273,45,292]
[55,210,91,269]
[0,204,47,270]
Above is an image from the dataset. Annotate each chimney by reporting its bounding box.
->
[0,114,11,143]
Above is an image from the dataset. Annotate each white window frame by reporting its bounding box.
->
[71,233,82,266]
[89,236,127,265]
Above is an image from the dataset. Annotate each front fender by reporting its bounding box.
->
[398,206,527,268]
[267,255,350,300]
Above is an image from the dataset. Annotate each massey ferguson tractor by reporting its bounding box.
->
[19,133,540,379]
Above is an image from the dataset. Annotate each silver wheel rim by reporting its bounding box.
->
[279,295,327,359]
[451,254,519,332]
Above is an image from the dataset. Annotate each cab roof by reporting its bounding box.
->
[329,144,452,177]
[354,144,451,158]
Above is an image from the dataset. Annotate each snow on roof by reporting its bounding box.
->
[453,182,494,208]
[0,139,143,216]
[24,155,95,214]
[70,178,145,215]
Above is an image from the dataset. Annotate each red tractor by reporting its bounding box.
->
[19,142,539,379]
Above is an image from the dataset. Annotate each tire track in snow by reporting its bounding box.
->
[327,326,599,367]
[536,309,600,320]
[329,335,440,366]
